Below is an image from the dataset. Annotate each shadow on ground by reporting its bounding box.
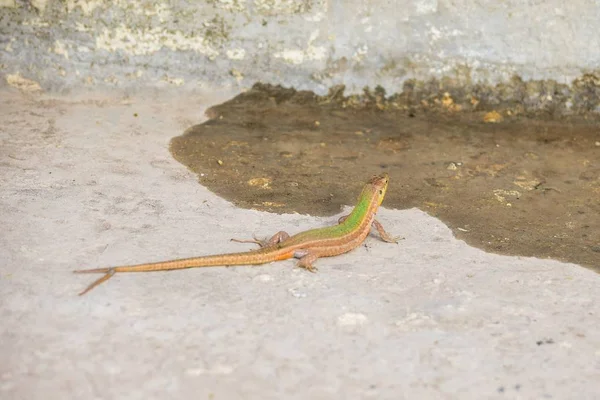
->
[170,84,600,271]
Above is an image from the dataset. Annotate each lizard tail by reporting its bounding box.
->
[75,268,116,296]
[73,268,110,274]
[73,250,292,295]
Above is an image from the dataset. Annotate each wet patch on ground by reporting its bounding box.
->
[170,84,600,271]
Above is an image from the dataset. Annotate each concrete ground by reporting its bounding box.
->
[1,88,599,400]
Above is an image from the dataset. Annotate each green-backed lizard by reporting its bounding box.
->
[74,173,399,295]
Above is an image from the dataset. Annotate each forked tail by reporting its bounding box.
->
[74,249,288,295]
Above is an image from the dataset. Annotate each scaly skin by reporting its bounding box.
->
[74,173,399,295]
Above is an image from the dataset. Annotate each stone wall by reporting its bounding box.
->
[1,0,599,98]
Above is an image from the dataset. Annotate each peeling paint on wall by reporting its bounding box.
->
[30,0,48,12]
[255,0,319,15]
[6,73,42,91]
[214,0,246,12]
[95,25,220,58]
[0,0,16,8]
[67,0,173,20]
[226,48,246,60]
[54,40,69,60]
[273,28,326,64]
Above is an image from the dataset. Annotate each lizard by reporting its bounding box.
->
[74,173,399,295]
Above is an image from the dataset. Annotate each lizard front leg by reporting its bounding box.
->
[338,215,402,243]
[371,220,403,243]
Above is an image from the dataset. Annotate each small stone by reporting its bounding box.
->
[484,111,503,123]
[247,177,272,189]
[337,313,368,326]
[442,92,454,107]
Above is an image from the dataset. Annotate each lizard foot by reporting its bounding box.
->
[296,252,319,273]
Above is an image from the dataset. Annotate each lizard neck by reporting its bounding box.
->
[341,187,379,231]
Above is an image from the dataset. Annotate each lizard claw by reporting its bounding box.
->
[383,235,405,244]
[297,259,318,273]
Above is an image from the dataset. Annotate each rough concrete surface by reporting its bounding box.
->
[1,88,599,399]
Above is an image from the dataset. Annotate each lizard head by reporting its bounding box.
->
[367,172,389,206]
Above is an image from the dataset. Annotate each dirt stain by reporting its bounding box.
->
[170,83,600,271]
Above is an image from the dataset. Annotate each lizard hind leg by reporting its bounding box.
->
[230,234,268,248]
[294,250,319,273]
[230,231,290,248]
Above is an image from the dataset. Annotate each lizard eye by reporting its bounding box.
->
[379,189,383,195]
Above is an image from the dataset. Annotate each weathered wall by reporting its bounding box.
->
[0,0,599,94]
